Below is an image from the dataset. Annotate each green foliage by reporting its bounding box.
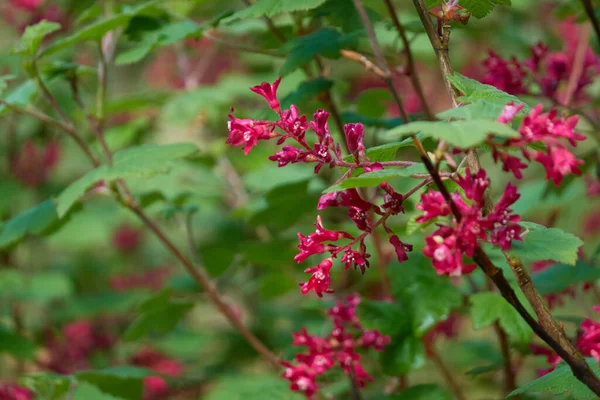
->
[20,374,72,400]
[73,382,124,400]
[470,293,532,343]
[356,299,409,336]
[380,335,426,375]
[206,375,304,400]
[0,75,14,96]
[437,100,508,120]
[386,119,519,148]
[323,164,427,193]
[56,143,198,216]
[0,200,59,248]
[0,325,37,360]
[281,77,333,109]
[0,80,38,115]
[446,72,528,109]
[224,0,328,22]
[510,223,584,266]
[532,261,600,295]
[280,29,361,75]
[425,0,512,18]
[75,367,152,400]
[0,270,73,303]
[390,384,451,400]
[124,289,194,341]
[341,139,416,165]
[13,20,61,56]
[356,88,393,119]
[508,358,599,399]
[116,20,203,65]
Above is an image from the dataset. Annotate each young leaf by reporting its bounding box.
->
[389,384,451,400]
[280,29,361,75]
[470,292,532,343]
[223,0,328,22]
[56,143,199,217]
[425,0,512,19]
[508,358,599,399]
[0,200,59,248]
[13,20,61,56]
[75,367,152,400]
[123,290,194,341]
[385,119,519,148]
[509,225,584,266]
[446,72,528,109]
[323,164,427,193]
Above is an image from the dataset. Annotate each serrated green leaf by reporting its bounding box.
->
[437,100,512,120]
[510,225,583,266]
[280,77,333,109]
[447,72,528,109]
[116,20,203,65]
[508,358,599,399]
[425,0,511,18]
[124,290,194,341]
[13,20,61,56]
[390,384,451,400]
[0,200,59,248]
[206,375,304,400]
[356,299,409,336]
[280,29,362,75]
[386,119,519,148]
[0,325,37,360]
[323,164,427,193]
[224,0,328,22]
[470,292,532,343]
[56,143,198,217]
[381,335,426,375]
[75,367,152,400]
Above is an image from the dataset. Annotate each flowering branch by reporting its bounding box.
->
[353,0,600,395]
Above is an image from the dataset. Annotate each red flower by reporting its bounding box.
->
[250,77,281,113]
[226,114,275,155]
[389,235,412,263]
[482,50,528,95]
[344,123,365,157]
[416,191,451,223]
[300,259,334,297]
[112,224,142,252]
[530,344,562,376]
[535,147,583,186]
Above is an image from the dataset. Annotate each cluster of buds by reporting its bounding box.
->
[482,20,600,104]
[282,294,390,398]
[416,168,521,276]
[227,78,413,297]
[428,0,471,25]
[491,103,585,186]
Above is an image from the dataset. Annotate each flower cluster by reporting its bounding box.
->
[10,140,60,187]
[112,224,143,253]
[130,348,184,400]
[417,168,521,276]
[0,383,32,400]
[282,294,390,398]
[227,79,413,297]
[482,19,600,104]
[491,103,585,186]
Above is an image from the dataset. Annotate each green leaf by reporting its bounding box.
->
[20,373,72,400]
[116,20,203,65]
[13,20,61,56]
[206,375,304,400]
[224,0,328,22]
[123,290,194,341]
[437,100,512,120]
[0,75,14,96]
[342,111,405,129]
[75,367,152,400]
[73,382,124,400]
[280,77,333,109]
[381,335,425,375]
[341,140,415,165]
[508,358,599,399]
[280,29,361,75]
[509,225,583,266]
[446,72,528,109]
[390,384,451,400]
[470,292,532,343]
[40,2,159,57]
[0,325,36,359]
[356,88,393,119]
[323,164,427,193]
[356,299,409,336]
[0,200,59,248]
[0,270,74,302]
[386,119,519,148]
[56,143,198,217]
[425,0,511,19]
[0,80,38,115]
[532,261,600,295]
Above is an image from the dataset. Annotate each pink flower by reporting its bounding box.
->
[341,249,370,274]
[279,105,308,139]
[112,224,142,252]
[423,226,476,276]
[226,114,275,155]
[0,383,33,400]
[389,235,412,263]
[250,77,282,113]
[269,146,307,167]
[9,0,42,10]
[416,191,451,223]
[453,168,489,204]
[300,259,334,297]
[530,344,562,376]
[535,147,583,186]
[142,376,169,400]
[577,306,600,364]
[310,109,331,142]
[482,50,528,95]
[361,330,391,351]
[497,102,524,124]
[294,216,353,264]
[344,123,365,156]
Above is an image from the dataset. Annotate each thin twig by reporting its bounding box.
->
[341,49,388,79]
[562,24,591,107]
[383,0,434,120]
[580,0,600,46]
[428,347,468,400]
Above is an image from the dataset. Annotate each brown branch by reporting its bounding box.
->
[428,347,468,400]
[581,0,600,47]
[352,0,600,395]
[383,0,434,120]
[341,49,388,79]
